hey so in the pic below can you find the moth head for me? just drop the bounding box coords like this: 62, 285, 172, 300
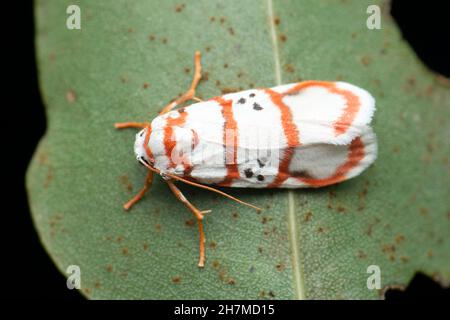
134, 127, 153, 166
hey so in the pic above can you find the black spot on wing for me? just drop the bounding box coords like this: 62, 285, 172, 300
253, 102, 263, 111
237, 97, 246, 104
249, 93, 255, 98
257, 159, 265, 167
244, 168, 253, 178
256, 174, 265, 181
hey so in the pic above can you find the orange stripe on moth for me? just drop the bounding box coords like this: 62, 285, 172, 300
297, 136, 365, 187
213, 96, 240, 187
283, 81, 360, 137
264, 88, 300, 188
143, 123, 154, 161
163, 109, 191, 170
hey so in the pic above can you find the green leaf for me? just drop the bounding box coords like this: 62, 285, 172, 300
28, 0, 449, 299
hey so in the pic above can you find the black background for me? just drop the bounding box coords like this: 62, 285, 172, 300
5, 0, 449, 300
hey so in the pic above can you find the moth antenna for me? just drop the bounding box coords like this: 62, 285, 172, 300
139, 159, 263, 212
114, 121, 151, 129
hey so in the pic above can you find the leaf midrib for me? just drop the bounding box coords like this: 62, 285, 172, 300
266, 0, 305, 300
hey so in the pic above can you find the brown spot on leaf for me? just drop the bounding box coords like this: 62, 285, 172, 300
37, 151, 48, 165
228, 27, 235, 36
209, 241, 217, 249
279, 34, 287, 42
327, 190, 336, 209
185, 219, 195, 227
358, 182, 369, 211
395, 234, 405, 244
382, 244, 396, 254
365, 217, 380, 236
317, 226, 327, 233
48, 214, 63, 238
274, 17, 280, 26
106, 265, 113, 273
303, 211, 312, 222
43, 165, 54, 188
66, 89, 76, 103
361, 55, 371, 66
83, 288, 91, 295
174, 3, 185, 12
148, 34, 155, 41
261, 216, 272, 224
357, 250, 367, 259
155, 223, 162, 231
143, 82, 150, 89
284, 64, 295, 73
172, 276, 182, 284
119, 174, 133, 192
275, 263, 285, 271
94, 281, 101, 289
120, 75, 128, 83
419, 207, 429, 216
407, 76, 416, 86
121, 247, 129, 256
221, 87, 239, 94
400, 256, 410, 263
227, 278, 236, 285
435, 74, 450, 87
392, 145, 400, 153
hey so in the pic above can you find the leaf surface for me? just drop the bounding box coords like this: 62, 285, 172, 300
28, 0, 450, 299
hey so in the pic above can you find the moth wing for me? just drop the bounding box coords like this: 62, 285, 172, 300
275, 81, 375, 146
283, 125, 377, 187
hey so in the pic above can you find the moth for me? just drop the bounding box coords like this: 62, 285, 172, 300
115, 51, 377, 267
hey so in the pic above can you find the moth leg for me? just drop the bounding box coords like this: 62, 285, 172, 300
159, 51, 202, 115
166, 180, 206, 267
114, 122, 150, 129
123, 171, 153, 210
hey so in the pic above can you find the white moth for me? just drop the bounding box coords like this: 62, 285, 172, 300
116, 52, 377, 266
